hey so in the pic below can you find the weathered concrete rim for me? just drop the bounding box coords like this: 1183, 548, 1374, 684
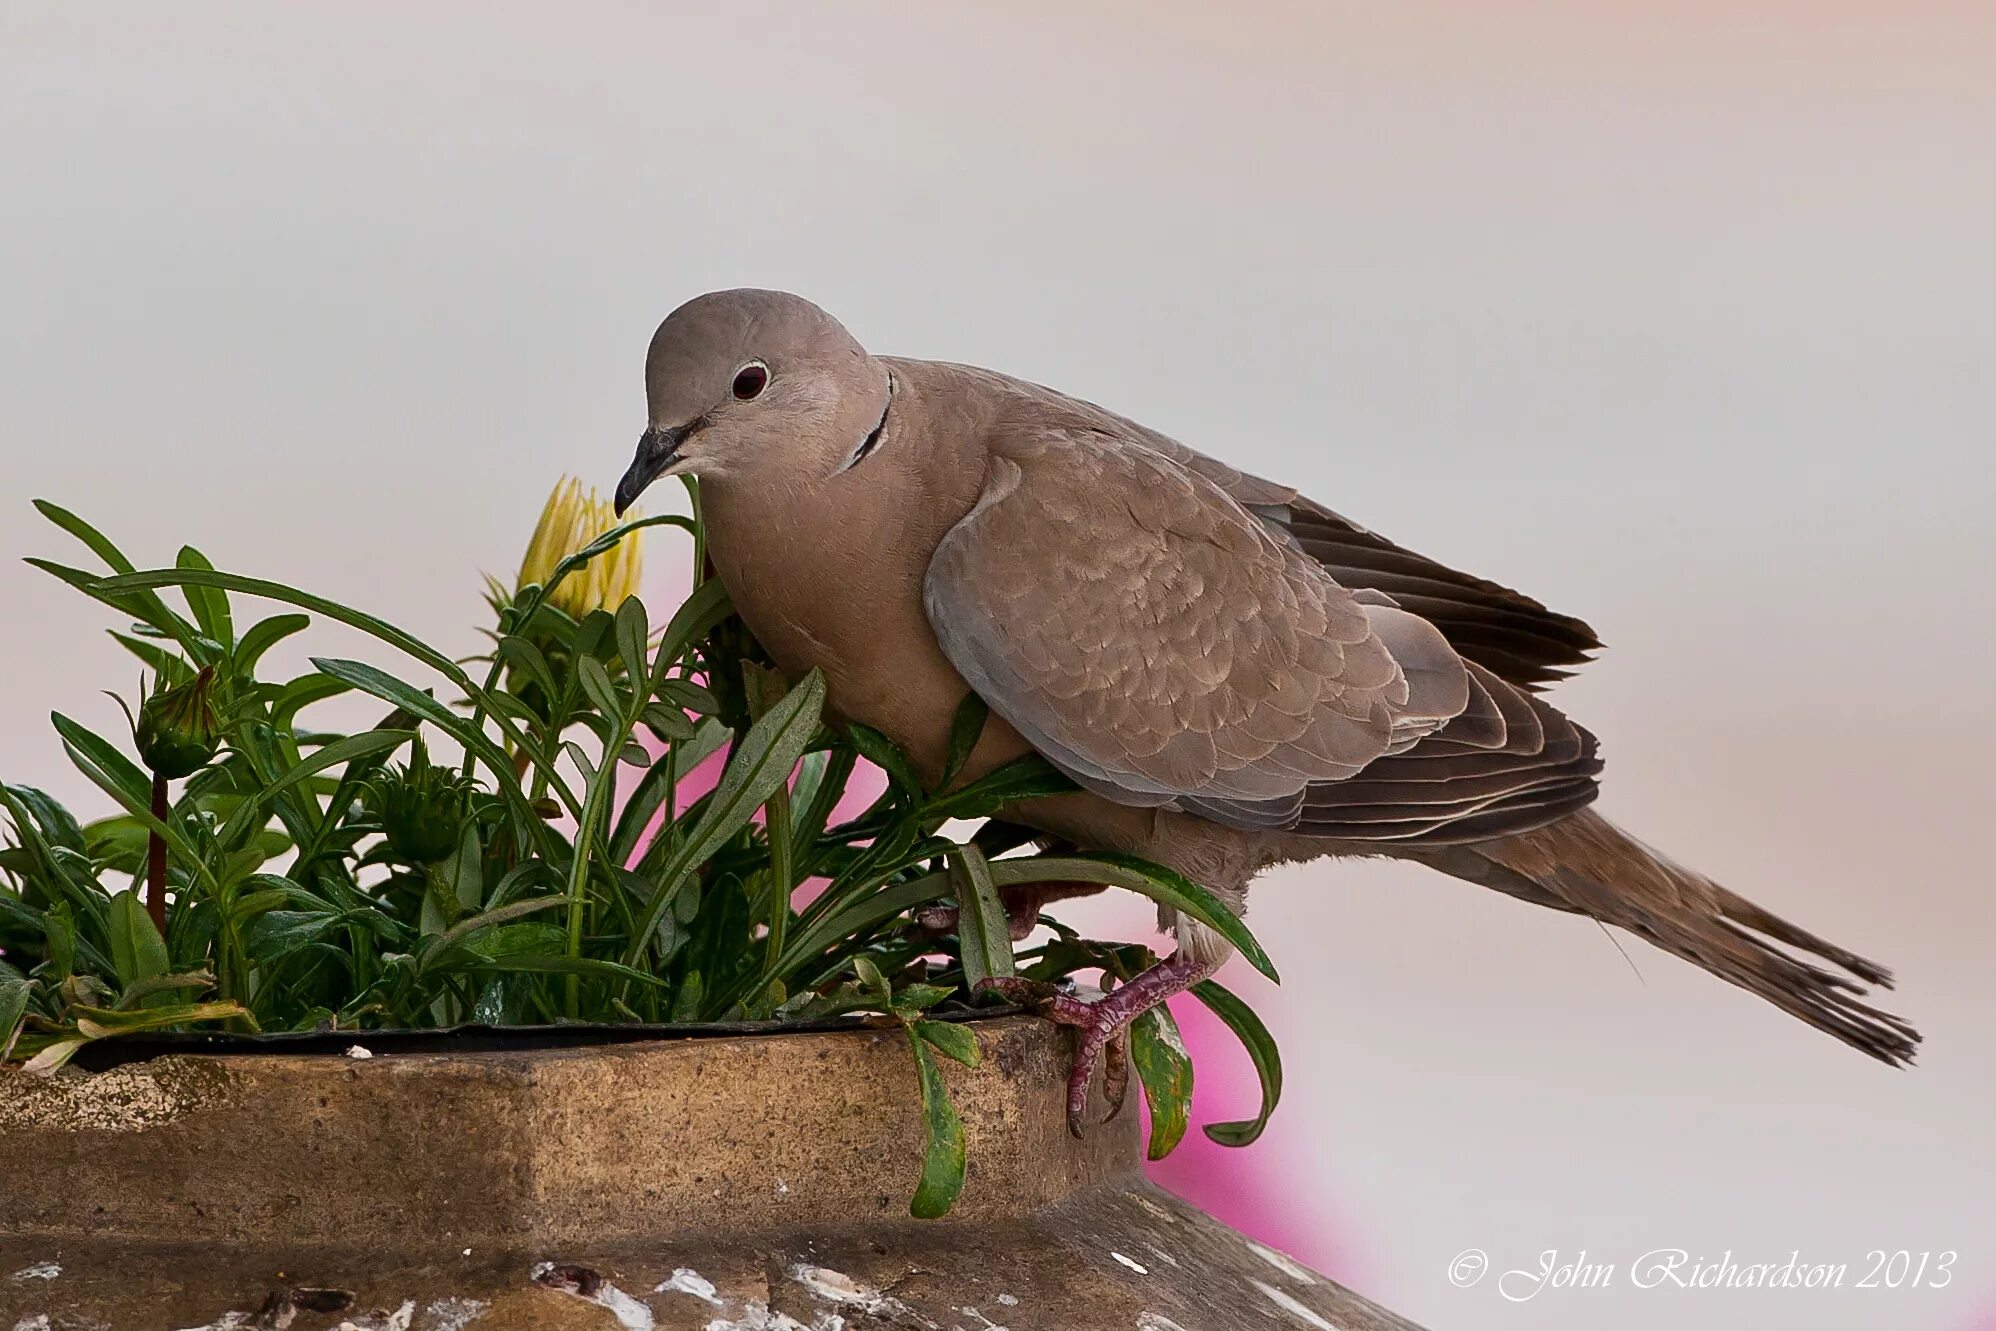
2, 1013, 1140, 1253
67, 1005, 1026, 1070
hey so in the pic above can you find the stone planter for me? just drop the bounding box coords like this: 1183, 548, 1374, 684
1, 1016, 1419, 1331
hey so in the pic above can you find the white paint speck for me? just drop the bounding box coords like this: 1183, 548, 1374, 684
787, 1266, 926, 1327
1137, 1315, 1188, 1331
656, 1268, 723, 1305
1248, 1241, 1318, 1285
774, 1176, 791, 1197
422, 1298, 488, 1331
1253, 1281, 1338, 1331
699, 1305, 826, 1331
12, 1318, 52, 1331
996, 1294, 1018, 1307
592, 1286, 655, 1331
1110, 1252, 1148, 1276
332, 1300, 415, 1331
345, 1045, 374, 1059
10, 1263, 60, 1282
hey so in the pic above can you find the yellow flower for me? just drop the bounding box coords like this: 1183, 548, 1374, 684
516, 476, 644, 619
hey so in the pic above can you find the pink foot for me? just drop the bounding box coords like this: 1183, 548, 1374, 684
980, 950, 1220, 1137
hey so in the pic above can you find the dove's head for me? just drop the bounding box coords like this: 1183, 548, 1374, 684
615, 289, 889, 513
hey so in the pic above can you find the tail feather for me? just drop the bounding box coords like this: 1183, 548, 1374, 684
1445, 809, 1920, 1067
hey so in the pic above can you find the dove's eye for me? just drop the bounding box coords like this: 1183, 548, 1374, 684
731, 362, 769, 401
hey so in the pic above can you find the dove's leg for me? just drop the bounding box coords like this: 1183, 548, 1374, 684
981, 946, 1221, 1138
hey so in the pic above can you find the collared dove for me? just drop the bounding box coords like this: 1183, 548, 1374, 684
616, 289, 1918, 1131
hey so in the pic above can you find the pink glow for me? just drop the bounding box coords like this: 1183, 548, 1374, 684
1143, 985, 1361, 1282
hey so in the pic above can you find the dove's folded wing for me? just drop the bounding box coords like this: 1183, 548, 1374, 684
922, 429, 1470, 829
923, 426, 1604, 842
1134, 435, 1604, 692
956, 367, 1603, 692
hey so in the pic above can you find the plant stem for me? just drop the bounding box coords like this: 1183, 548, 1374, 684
562, 729, 630, 1018
146, 773, 169, 934
761, 776, 794, 981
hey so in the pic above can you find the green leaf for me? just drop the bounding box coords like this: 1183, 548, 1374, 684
614, 595, 650, 682
655, 678, 719, 716
176, 546, 233, 647
96, 567, 561, 811
562, 739, 598, 787
308, 657, 555, 826
50, 719, 209, 880
0, 975, 36, 1063
623, 669, 826, 965
941, 692, 989, 788
647, 553, 732, 667
1131, 1002, 1194, 1160
947, 844, 1015, 991
110, 630, 186, 679
852, 955, 891, 1004
442, 820, 485, 913
32, 500, 144, 580
71, 999, 257, 1039
106, 889, 171, 992
41, 903, 77, 981
6, 785, 85, 852
922, 753, 1077, 822
892, 983, 954, 1014
115, 971, 218, 1009
1192, 979, 1284, 1147
233, 613, 311, 677
907, 1029, 968, 1219
670, 970, 705, 1022
31, 500, 201, 650
21, 1039, 87, 1075
496, 635, 558, 701
269, 672, 352, 729
639, 702, 696, 741
48, 712, 152, 810
914, 1018, 981, 1068
216, 728, 413, 849
606, 716, 729, 865
576, 653, 625, 722
419, 896, 573, 972
777, 868, 956, 979
988, 855, 1277, 983
845, 723, 923, 800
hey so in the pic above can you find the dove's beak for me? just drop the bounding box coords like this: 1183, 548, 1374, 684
615, 422, 693, 515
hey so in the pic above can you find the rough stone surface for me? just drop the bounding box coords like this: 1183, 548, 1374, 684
0, 1017, 1422, 1330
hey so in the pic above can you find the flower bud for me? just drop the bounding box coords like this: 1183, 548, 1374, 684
373, 738, 474, 865
135, 667, 221, 780
515, 476, 644, 621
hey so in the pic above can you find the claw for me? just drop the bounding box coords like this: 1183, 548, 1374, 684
976, 949, 1221, 1138
1101, 1030, 1132, 1123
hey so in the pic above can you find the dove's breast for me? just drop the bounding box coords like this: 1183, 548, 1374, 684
698, 391, 1032, 789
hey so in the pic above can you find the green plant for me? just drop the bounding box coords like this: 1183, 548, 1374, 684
1, 481, 1282, 1214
